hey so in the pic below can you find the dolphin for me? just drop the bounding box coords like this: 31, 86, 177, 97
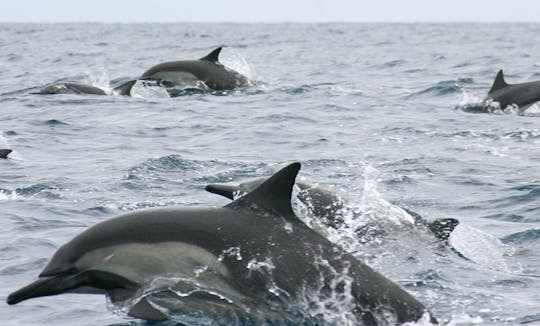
206, 177, 459, 244
7, 163, 436, 325
31, 81, 137, 96
119, 47, 251, 96
464, 70, 540, 113
0, 149, 12, 159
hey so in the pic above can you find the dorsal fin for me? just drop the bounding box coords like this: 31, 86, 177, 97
200, 47, 222, 63
225, 163, 300, 221
489, 69, 508, 94
427, 218, 460, 243
0, 149, 12, 159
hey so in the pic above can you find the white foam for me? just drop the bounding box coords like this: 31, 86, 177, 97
449, 223, 514, 271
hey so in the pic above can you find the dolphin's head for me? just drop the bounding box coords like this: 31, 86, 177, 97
206, 178, 267, 200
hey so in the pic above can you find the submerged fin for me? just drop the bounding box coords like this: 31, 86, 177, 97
226, 163, 300, 220
200, 47, 222, 63
0, 149, 12, 159
489, 69, 508, 94
113, 79, 137, 96
427, 218, 460, 242
128, 297, 168, 321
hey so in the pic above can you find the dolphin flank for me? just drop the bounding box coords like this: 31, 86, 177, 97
464, 69, 540, 113
206, 177, 459, 243
7, 163, 436, 324
119, 47, 251, 96
31, 81, 137, 96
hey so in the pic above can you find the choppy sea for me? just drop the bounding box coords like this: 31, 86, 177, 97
1, 23, 540, 325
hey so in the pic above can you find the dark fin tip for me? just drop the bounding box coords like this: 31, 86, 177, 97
113, 79, 137, 96
226, 162, 301, 220
489, 69, 508, 94
128, 297, 168, 321
0, 149, 12, 159
428, 218, 460, 242
205, 184, 236, 200
200, 47, 223, 63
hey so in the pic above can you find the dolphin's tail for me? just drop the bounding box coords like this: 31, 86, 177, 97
113, 79, 138, 96
7, 276, 77, 305
427, 218, 460, 243
0, 149, 12, 159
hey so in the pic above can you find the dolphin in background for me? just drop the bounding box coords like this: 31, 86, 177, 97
206, 177, 459, 244
119, 47, 251, 96
7, 163, 436, 325
0, 149, 12, 159
463, 70, 540, 113
31, 81, 137, 96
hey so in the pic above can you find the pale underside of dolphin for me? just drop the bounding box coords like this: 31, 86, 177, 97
0, 149, 12, 159
464, 70, 540, 113
7, 163, 436, 325
206, 177, 459, 244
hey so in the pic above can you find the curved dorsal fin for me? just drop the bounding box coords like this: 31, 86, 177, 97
200, 47, 222, 63
489, 69, 508, 94
225, 163, 300, 221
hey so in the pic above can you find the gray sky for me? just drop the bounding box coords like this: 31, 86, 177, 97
0, 0, 539, 23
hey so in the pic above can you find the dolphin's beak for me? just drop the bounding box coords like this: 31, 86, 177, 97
205, 184, 239, 200
7, 276, 72, 305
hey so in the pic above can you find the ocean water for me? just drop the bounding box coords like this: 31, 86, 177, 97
1, 23, 540, 325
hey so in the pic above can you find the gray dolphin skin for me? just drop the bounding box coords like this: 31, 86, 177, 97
119, 47, 250, 95
206, 177, 459, 243
0, 149, 12, 159
31, 80, 137, 96
465, 70, 540, 113
7, 163, 436, 324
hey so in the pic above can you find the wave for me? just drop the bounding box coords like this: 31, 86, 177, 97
409, 79, 473, 98
501, 229, 540, 244
0, 182, 66, 200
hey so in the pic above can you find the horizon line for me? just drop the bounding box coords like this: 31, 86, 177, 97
0, 20, 538, 24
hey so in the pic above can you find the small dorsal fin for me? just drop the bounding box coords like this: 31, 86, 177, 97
427, 218, 460, 243
128, 297, 168, 321
489, 69, 508, 94
0, 149, 12, 159
225, 163, 300, 221
200, 47, 222, 63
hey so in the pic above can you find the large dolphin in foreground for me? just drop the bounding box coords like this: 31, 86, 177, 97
0, 149, 12, 159
31, 81, 137, 96
119, 47, 251, 95
464, 70, 540, 113
206, 177, 459, 244
7, 163, 436, 324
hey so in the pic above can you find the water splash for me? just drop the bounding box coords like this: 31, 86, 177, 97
129, 80, 171, 99
0, 189, 19, 200
83, 68, 112, 93
298, 256, 362, 325
449, 224, 514, 271
219, 47, 257, 82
